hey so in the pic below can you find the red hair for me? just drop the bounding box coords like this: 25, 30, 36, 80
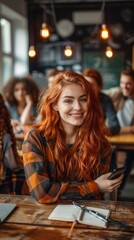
83, 68, 103, 89
35, 71, 111, 181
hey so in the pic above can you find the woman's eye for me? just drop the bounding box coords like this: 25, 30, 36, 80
80, 98, 87, 102
63, 99, 72, 103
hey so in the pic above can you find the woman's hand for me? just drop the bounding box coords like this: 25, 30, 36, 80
25, 95, 33, 106
95, 172, 124, 193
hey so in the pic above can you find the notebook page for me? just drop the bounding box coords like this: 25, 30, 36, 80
48, 204, 80, 221
77, 207, 110, 228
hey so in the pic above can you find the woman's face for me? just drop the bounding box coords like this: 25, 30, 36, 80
14, 82, 27, 102
54, 83, 88, 129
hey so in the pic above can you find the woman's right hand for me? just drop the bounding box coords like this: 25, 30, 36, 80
95, 172, 123, 193
25, 94, 33, 106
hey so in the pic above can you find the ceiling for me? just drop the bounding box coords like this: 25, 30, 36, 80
26, 0, 134, 4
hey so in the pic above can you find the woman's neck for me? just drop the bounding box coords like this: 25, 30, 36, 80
64, 125, 78, 145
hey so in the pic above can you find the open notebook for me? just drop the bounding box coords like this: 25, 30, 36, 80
48, 204, 110, 228
0, 203, 16, 223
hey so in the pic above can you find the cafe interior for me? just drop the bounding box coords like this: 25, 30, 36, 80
0, 0, 134, 197
0, 0, 134, 238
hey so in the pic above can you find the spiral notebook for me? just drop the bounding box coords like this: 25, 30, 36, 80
0, 203, 16, 223
48, 204, 110, 228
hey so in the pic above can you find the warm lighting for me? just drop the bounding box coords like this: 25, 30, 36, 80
64, 45, 73, 57
28, 45, 36, 57
40, 23, 50, 38
105, 46, 113, 58
100, 24, 109, 40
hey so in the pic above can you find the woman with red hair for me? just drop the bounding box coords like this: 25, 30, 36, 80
22, 71, 123, 203
83, 68, 120, 136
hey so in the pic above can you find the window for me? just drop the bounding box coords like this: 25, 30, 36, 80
0, 18, 13, 84
0, 3, 28, 89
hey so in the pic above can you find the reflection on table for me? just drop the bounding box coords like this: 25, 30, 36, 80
0, 194, 134, 239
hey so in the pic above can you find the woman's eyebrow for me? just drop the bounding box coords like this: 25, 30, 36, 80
63, 94, 86, 99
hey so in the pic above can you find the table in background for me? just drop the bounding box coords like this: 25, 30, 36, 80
0, 194, 134, 239
109, 134, 134, 150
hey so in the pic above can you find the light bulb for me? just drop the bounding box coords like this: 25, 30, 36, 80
105, 46, 113, 58
40, 23, 50, 38
28, 45, 36, 57
64, 45, 73, 57
101, 24, 109, 40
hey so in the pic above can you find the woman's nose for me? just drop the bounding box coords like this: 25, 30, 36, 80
73, 100, 81, 109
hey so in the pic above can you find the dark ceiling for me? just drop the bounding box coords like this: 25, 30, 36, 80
26, 0, 134, 4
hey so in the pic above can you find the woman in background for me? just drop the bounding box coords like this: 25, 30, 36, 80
0, 93, 27, 194
83, 68, 120, 136
3, 76, 40, 134
23, 71, 123, 204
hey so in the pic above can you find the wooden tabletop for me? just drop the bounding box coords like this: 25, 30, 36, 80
0, 194, 134, 239
109, 134, 134, 150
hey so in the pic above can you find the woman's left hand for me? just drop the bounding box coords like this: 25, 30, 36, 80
95, 172, 123, 193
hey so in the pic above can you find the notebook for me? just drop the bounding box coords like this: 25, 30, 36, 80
48, 204, 110, 228
0, 203, 16, 223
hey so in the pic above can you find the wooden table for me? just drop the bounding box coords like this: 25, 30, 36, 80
0, 194, 134, 239
109, 134, 134, 150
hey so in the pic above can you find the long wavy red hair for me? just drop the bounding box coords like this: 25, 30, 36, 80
35, 71, 111, 181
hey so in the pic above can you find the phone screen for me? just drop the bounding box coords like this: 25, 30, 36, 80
108, 167, 126, 180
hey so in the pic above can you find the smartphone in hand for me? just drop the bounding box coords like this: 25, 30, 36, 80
108, 167, 126, 180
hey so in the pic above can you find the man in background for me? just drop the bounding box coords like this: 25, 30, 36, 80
104, 68, 134, 196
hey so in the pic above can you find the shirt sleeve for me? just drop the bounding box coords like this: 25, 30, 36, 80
22, 129, 68, 203
76, 152, 111, 200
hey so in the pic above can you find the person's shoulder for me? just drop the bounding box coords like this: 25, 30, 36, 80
24, 128, 39, 139
24, 128, 45, 144
5, 101, 17, 111
103, 87, 122, 99
3, 133, 11, 143
100, 92, 111, 100
104, 87, 121, 94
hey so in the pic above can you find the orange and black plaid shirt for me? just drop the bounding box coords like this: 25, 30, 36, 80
22, 129, 111, 204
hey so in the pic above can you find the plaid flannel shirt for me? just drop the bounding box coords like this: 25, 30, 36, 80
22, 129, 111, 204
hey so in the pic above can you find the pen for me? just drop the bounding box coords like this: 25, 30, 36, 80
73, 201, 108, 223
73, 201, 129, 230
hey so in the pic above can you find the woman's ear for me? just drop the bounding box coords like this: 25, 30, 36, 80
52, 104, 58, 111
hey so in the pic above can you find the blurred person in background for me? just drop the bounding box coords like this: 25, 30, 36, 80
0, 93, 28, 194
47, 68, 64, 87
83, 68, 120, 136
103, 68, 134, 196
3, 76, 40, 134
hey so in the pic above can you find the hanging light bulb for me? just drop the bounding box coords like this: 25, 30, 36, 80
64, 45, 73, 58
28, 45, 36, 58
100, 24, 109, 40
40, 23, 50, 38
105, 46, 113, 58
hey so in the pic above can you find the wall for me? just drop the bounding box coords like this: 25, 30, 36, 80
0, 0, 27, 17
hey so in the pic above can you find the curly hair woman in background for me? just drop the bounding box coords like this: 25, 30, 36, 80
23, 71, 123, 204
3, 76, 40, 134
0, 93, 28, 194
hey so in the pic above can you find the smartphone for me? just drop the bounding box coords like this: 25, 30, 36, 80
108, 167, 126, 180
